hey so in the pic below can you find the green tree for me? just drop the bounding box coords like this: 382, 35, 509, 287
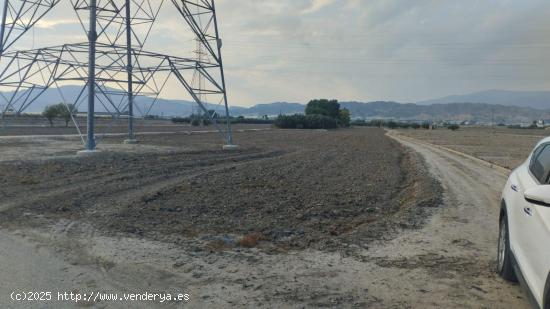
387, 121, 398, 129
58, 103, 77, 127
369, 119, 384, 127
339, 108, 351, 127
305, 99, 340, 119
274, 114, 337, 129
42, 105, 59, 127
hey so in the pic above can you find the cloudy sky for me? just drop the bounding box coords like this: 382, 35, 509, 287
5, 0, 550, 106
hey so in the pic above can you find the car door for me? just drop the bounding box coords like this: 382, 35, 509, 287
516, 143, 550, 304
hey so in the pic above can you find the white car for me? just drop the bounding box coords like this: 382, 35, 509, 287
499, 136, 550, 309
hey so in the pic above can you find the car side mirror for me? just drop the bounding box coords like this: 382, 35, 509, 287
524, 185, 550, 207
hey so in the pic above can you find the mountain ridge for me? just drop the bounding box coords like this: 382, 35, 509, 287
2, 86, 549, 124
417, 89, 550, 110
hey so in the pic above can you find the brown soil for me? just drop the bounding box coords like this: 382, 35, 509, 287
0, 119, 270, 136
0, 128, 441, 253
0, 127, 529, 308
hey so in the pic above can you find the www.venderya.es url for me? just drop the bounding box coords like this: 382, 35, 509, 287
10, 291, 190, 304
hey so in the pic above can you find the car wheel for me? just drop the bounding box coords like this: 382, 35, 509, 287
497, 214, 517, 282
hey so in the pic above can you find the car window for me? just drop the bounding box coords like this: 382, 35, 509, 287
530, 144, 550, 183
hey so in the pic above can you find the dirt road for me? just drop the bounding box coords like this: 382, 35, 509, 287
0, 130, 531, 308
396, 127, 543, 169
378, 134, 529, 308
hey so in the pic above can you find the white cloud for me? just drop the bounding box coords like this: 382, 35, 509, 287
300, 0, 336, 15
35, 19, 79, 29
4, 0, 550, 105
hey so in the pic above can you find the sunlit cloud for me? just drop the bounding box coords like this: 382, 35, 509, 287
300, 0, 336, 15
36, 19, 80, 29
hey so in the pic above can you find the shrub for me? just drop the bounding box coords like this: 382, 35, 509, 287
274, 114, 337, 129
304, 114, 338, 129
351, 119, 367, 126
191, 118, 200, 126
230, 117, 274, 125
339, 108, 351, 127
350, 120, 422, 129
387, 121, 398, 129
274, 115, 293, 128
172, 117, 190, 124
369, 120, 384, 127
448, 124, 460, 131
275, 114, 302, 129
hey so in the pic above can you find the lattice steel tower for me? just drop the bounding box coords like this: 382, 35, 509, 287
0, 0, 235, 151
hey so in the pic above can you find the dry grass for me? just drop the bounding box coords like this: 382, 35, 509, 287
397, 127, 547, 169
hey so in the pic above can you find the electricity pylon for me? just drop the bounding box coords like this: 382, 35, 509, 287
0, 0, 235, 151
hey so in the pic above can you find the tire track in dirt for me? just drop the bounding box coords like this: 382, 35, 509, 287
0, 149, 284, 216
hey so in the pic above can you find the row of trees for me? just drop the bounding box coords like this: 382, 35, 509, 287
275, 114, 339, 129
275, 99, 351, 129
352, 119, 428, 129
172, 114, 274, 126
43, 103, 77, 127
352, 119, 460, 131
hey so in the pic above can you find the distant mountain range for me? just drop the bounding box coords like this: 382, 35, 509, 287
417, 90, 550, 110
231, 102, 305, 117
232, 101, 550, 124
0, 85, 224, 117
2, 86, 550, 124
340, 101, 550, 124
